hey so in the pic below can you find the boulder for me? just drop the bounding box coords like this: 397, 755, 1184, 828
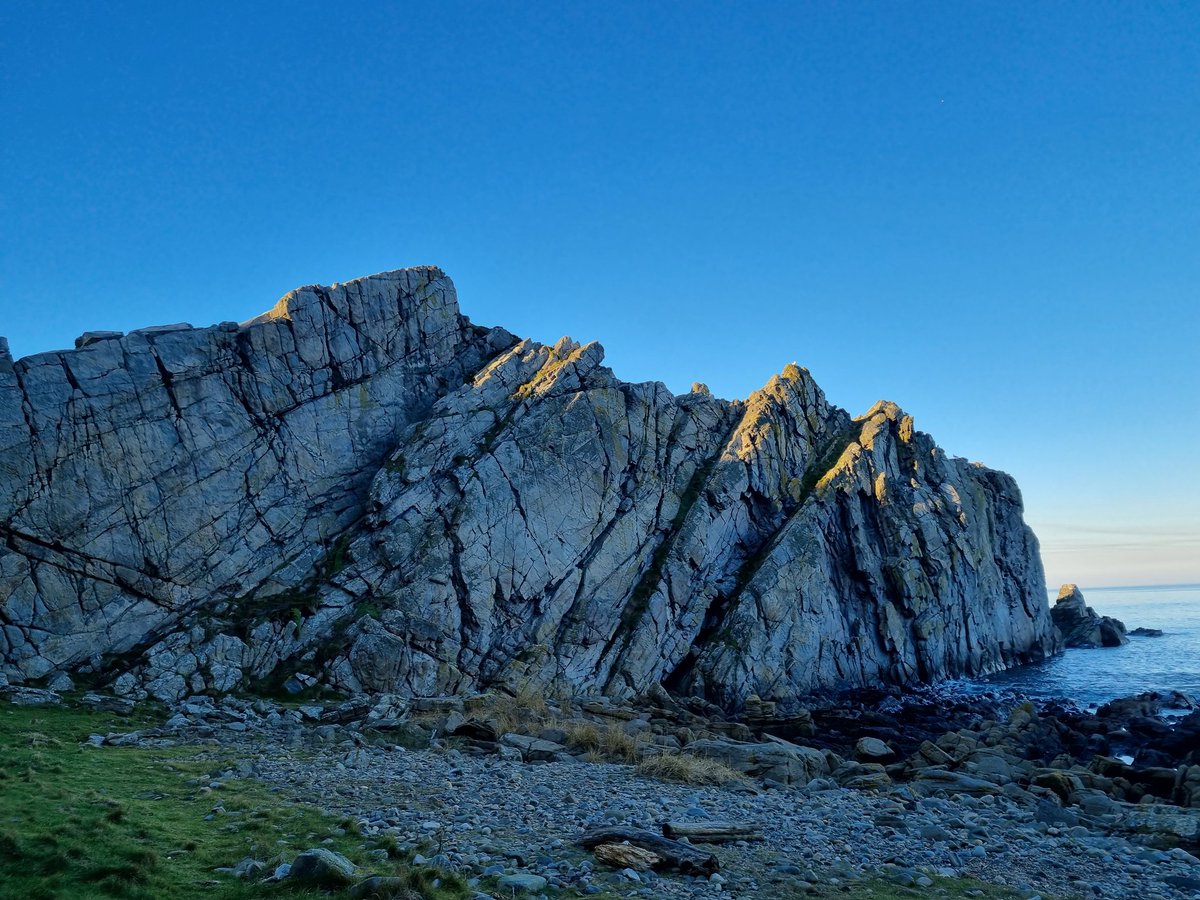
288, 848, 358, 887
80, 692, 136, 715
854, 736, 895, 762
46, 672, 73, 692
909, 767, 1003, 798
500, 733, 569, 762
685, 737, 829, 786
350, 876, 419, 898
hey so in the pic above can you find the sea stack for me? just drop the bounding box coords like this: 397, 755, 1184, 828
1051, 584, 1129, 648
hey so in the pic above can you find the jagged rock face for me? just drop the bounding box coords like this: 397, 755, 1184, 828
0, 268, 515, 682
0, 267, 1057, 705
1051, 584, 1128, 648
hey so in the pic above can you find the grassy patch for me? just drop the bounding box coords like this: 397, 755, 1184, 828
635, 752, 746, 786
0, 702, 464, 899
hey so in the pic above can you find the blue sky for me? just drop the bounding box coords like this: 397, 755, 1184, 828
2, 2, 1197, 587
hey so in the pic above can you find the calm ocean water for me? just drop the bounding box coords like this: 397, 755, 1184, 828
976, 584, 1200, 708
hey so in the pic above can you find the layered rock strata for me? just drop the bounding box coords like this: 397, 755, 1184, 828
0, 267, 1057, 706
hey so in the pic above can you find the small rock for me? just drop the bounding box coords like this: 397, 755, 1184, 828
231, 857, 265, 879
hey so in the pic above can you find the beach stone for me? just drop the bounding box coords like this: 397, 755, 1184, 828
496, 873, 547, 892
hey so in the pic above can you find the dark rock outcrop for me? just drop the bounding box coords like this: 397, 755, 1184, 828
0, 267, 1057, 705
1050, 584, 1128, 648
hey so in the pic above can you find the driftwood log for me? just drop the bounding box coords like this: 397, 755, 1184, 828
661, 821, 764, 843
593, 843, 661, 871
577, 826, 719, 875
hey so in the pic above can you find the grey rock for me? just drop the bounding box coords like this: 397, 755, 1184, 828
7, 687, 62, 707
500, 732, 569, 762
288, 847, 358, 886
496, 873, 548, 893
350, 875, 415, 898
75, 330, 124, 349
854, 737, 894, 762
0, 268, 511, 686
909, 768, 1004, 798
46, 671, 73, 692
229, 857, 265, 879
80, 692, 136, 714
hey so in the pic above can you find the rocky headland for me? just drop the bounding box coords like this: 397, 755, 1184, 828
2, 266, 1055, 707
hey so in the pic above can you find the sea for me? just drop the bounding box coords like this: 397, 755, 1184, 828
976, 583, 1200, 709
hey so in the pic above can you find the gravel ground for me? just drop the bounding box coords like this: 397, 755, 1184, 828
212, 730, 1200, 900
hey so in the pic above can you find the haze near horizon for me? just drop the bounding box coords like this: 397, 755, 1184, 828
2, 2, 1197, 587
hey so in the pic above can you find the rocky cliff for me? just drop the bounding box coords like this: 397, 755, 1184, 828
0, 267, 1057, 707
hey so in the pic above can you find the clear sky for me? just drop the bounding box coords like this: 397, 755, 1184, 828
2, 2, 1197, 588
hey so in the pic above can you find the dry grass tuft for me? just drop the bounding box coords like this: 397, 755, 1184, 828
562, 721, 643, 763
561, 721, 600, 751
472, 683, 552, 736
598, 724, 642, 763
635, 752, 746, 786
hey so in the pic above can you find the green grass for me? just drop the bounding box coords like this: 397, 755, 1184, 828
0, 702, 465, 900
